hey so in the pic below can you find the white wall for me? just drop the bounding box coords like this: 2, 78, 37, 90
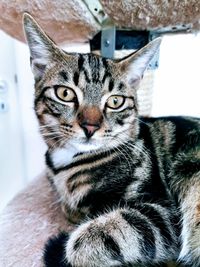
0, 31, 25, 211
14, 41, 47, 182
0, 32, 200, 212
152, 34, 200, 117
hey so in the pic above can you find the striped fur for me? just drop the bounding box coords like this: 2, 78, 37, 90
23, 14, 200, 267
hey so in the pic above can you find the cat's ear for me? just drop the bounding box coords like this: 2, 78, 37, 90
118, 38, 162, 88
23, 13, 57, 80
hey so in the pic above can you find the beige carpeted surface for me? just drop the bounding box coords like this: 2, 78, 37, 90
0, 173, 75, 267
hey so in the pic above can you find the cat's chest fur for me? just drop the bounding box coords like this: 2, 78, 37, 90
46, 139, 151, 223
51, 145, 78, 168
47, 146, 92, 222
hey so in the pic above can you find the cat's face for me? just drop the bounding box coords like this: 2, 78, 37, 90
34, 53, 139, 152
23, 14, 161, 153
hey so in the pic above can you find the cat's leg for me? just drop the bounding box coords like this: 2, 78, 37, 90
171, 151, 200, 266
44, 205, 179, 267
43, 232, 72, 267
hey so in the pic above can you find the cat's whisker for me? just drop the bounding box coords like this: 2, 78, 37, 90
122, 118, 150, 128
39, 125, 59, 131
43, 136, 63, 145
108, 138, 134, 174
47, 136, 67, 150
41, 132, 63, 137
113, 133, 150, 161
135, 117, 151, 127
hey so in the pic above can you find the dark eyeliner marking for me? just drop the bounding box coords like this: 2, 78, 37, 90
45, 104, 61, 117
34, 86, 51, 106
116, 119, 124, 126
116, 107, 134, 113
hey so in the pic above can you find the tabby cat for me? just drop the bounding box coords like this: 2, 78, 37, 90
23, 14, 200, 267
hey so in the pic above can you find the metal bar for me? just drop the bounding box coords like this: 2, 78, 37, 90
101, 25, 116, 59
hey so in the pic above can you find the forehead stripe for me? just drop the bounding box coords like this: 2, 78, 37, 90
78, 54, 91, 84
87, 54, 100, 83
118, 82, 126, 92
102, 58, 111, 83
83, 70, 90, 83
108, 78, 114, 92
78, 54, 85, 72
59, 71, 69, 81
73, 71, 79, 86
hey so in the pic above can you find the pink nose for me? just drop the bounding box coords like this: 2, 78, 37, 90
80, 123, 100, 138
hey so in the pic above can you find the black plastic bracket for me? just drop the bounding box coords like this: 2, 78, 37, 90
90, 29, 160, 69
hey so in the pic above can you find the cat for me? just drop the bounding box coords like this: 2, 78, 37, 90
23, 14, 200, 267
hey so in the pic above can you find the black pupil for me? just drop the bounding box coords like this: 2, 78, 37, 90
63, 89, 68, 98
113, 97, 118, 105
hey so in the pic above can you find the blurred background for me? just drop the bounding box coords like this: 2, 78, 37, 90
0, 31, 200, 212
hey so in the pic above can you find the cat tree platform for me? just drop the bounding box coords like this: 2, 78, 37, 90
0, 0, 199, 45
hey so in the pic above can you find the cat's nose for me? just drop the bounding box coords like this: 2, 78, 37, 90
80, 123, 100, 139
77, 106, 103, 138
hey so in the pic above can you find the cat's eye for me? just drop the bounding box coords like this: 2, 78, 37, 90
106, 95, 125, 109
55, 87, 76, 102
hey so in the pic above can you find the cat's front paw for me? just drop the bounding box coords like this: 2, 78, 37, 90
66, 219, 124, 267
43, 232, 72, 267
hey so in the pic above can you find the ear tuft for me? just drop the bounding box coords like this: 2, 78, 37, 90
23, 13, 56, 80
118, 38, 162, 88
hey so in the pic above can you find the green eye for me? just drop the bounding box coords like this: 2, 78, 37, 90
56, 87, 76, 102
106, 95, 125, 109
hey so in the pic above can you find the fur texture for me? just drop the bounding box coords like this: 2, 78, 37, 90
22, 14, 200, 267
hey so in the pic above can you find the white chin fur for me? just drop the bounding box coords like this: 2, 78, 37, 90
71, 140, 102, 152
51, 139, 103, 168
